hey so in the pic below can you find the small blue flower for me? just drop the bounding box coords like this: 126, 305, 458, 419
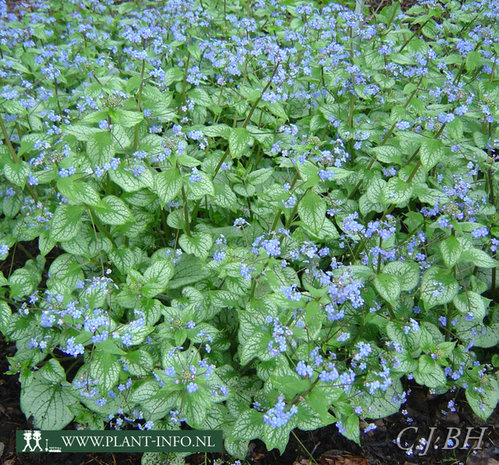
0, 244, 9, 257
186, 382, 198, 393
189, 167, 202, 183
296, 361, 313, 378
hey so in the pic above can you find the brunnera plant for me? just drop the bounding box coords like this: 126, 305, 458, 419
0, 0, 498, 462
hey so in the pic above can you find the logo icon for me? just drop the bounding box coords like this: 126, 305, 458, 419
21, 431, 43, 452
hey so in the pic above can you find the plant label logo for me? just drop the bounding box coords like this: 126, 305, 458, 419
21, 430, 43, 452
17, 430, 222, 453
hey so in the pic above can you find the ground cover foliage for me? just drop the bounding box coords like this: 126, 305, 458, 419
0, 0, 498, 463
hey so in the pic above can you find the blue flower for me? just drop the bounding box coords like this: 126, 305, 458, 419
471, 227, 488, 238
263, 395, 297, 428
189, 167, 202, 183
186, 382, 198, 393
296, 361, 313, 378
98, 119, 109, 130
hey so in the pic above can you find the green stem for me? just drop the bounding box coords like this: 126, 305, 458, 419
399, 18, 431, 53
181, 183, 191, 237
179, 54, 191, 112
347, 75, 424, 200
270, 172, 299, 231
242, 62, 280, 129
386, 302, 397, 321
54, 81, 62, 115
376, 237, 383, 274
0, 118, 38, 202
0, 119, 19, 163
137, 58, 146, 112
291, 431, 320, 465
133, 58, 146, 152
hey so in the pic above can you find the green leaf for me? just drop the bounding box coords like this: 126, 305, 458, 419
229, 128, 252, 158
383, 261, 419, 291
39, 358, 66, 383
263, 419, 295, 455
142, 260, 174, 298
298, 190, 326, 234
61, 225, 111, 260
296, 161, 319, 188
110, 109, 144, 127
182, 386, 211, 427
296, 402, 325, 431
187, 173, 215, 199
231, 409, 264, 441
81, 110, 109, 124
154, 168, 182, 205
168, 254, 210, 289
57, 178, 100, 206
465, 380, 498, 421
465, 51, 481, 72
459, 248, 498, 268
343, 414, 360, 445
382, 177, 413, 205
366, 378, 403, 418
224, 438, 250, 460
247, 168, 273, 185
188, 88, 212, 107
138, 134, 163, 153
94, 195, 133, 225
386, 321, 421, 354
374, 273, 401, 305
414, 355, 446, 388
240, 331, 269, 365
420, 266, 459, 309
372, 146, 401, 164
50, 204, 84, 242
125, 350, 154, 376
440, 236, 462, 268
420, 139, 444, 170
452, 292, 487, 321
64, 124, 102, 141
366, 178, 386, 205
0, 301, 11, 333
130, 380, 160, 403
98, 338, 127, 356
266, 101, 288, 121
109, 166, 153, 192
331, 168, 354, 180
271, 375, 311, 399
20, 378, 76, 429
213, 183, 237, 210
446, 118, 463, 141
179, 232, 213, 259
3, 160, 29, 187
39, 233, 56, 257
89, 351, 121, 392
163, 68, 184, 86
48, 254, 84, 289
86, 131, 115, 165
233, 183, 255, 197
202, 124, 231, 139
308, 388, 333, 424
111, 124, 131, 149
9, 267, 39, 299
